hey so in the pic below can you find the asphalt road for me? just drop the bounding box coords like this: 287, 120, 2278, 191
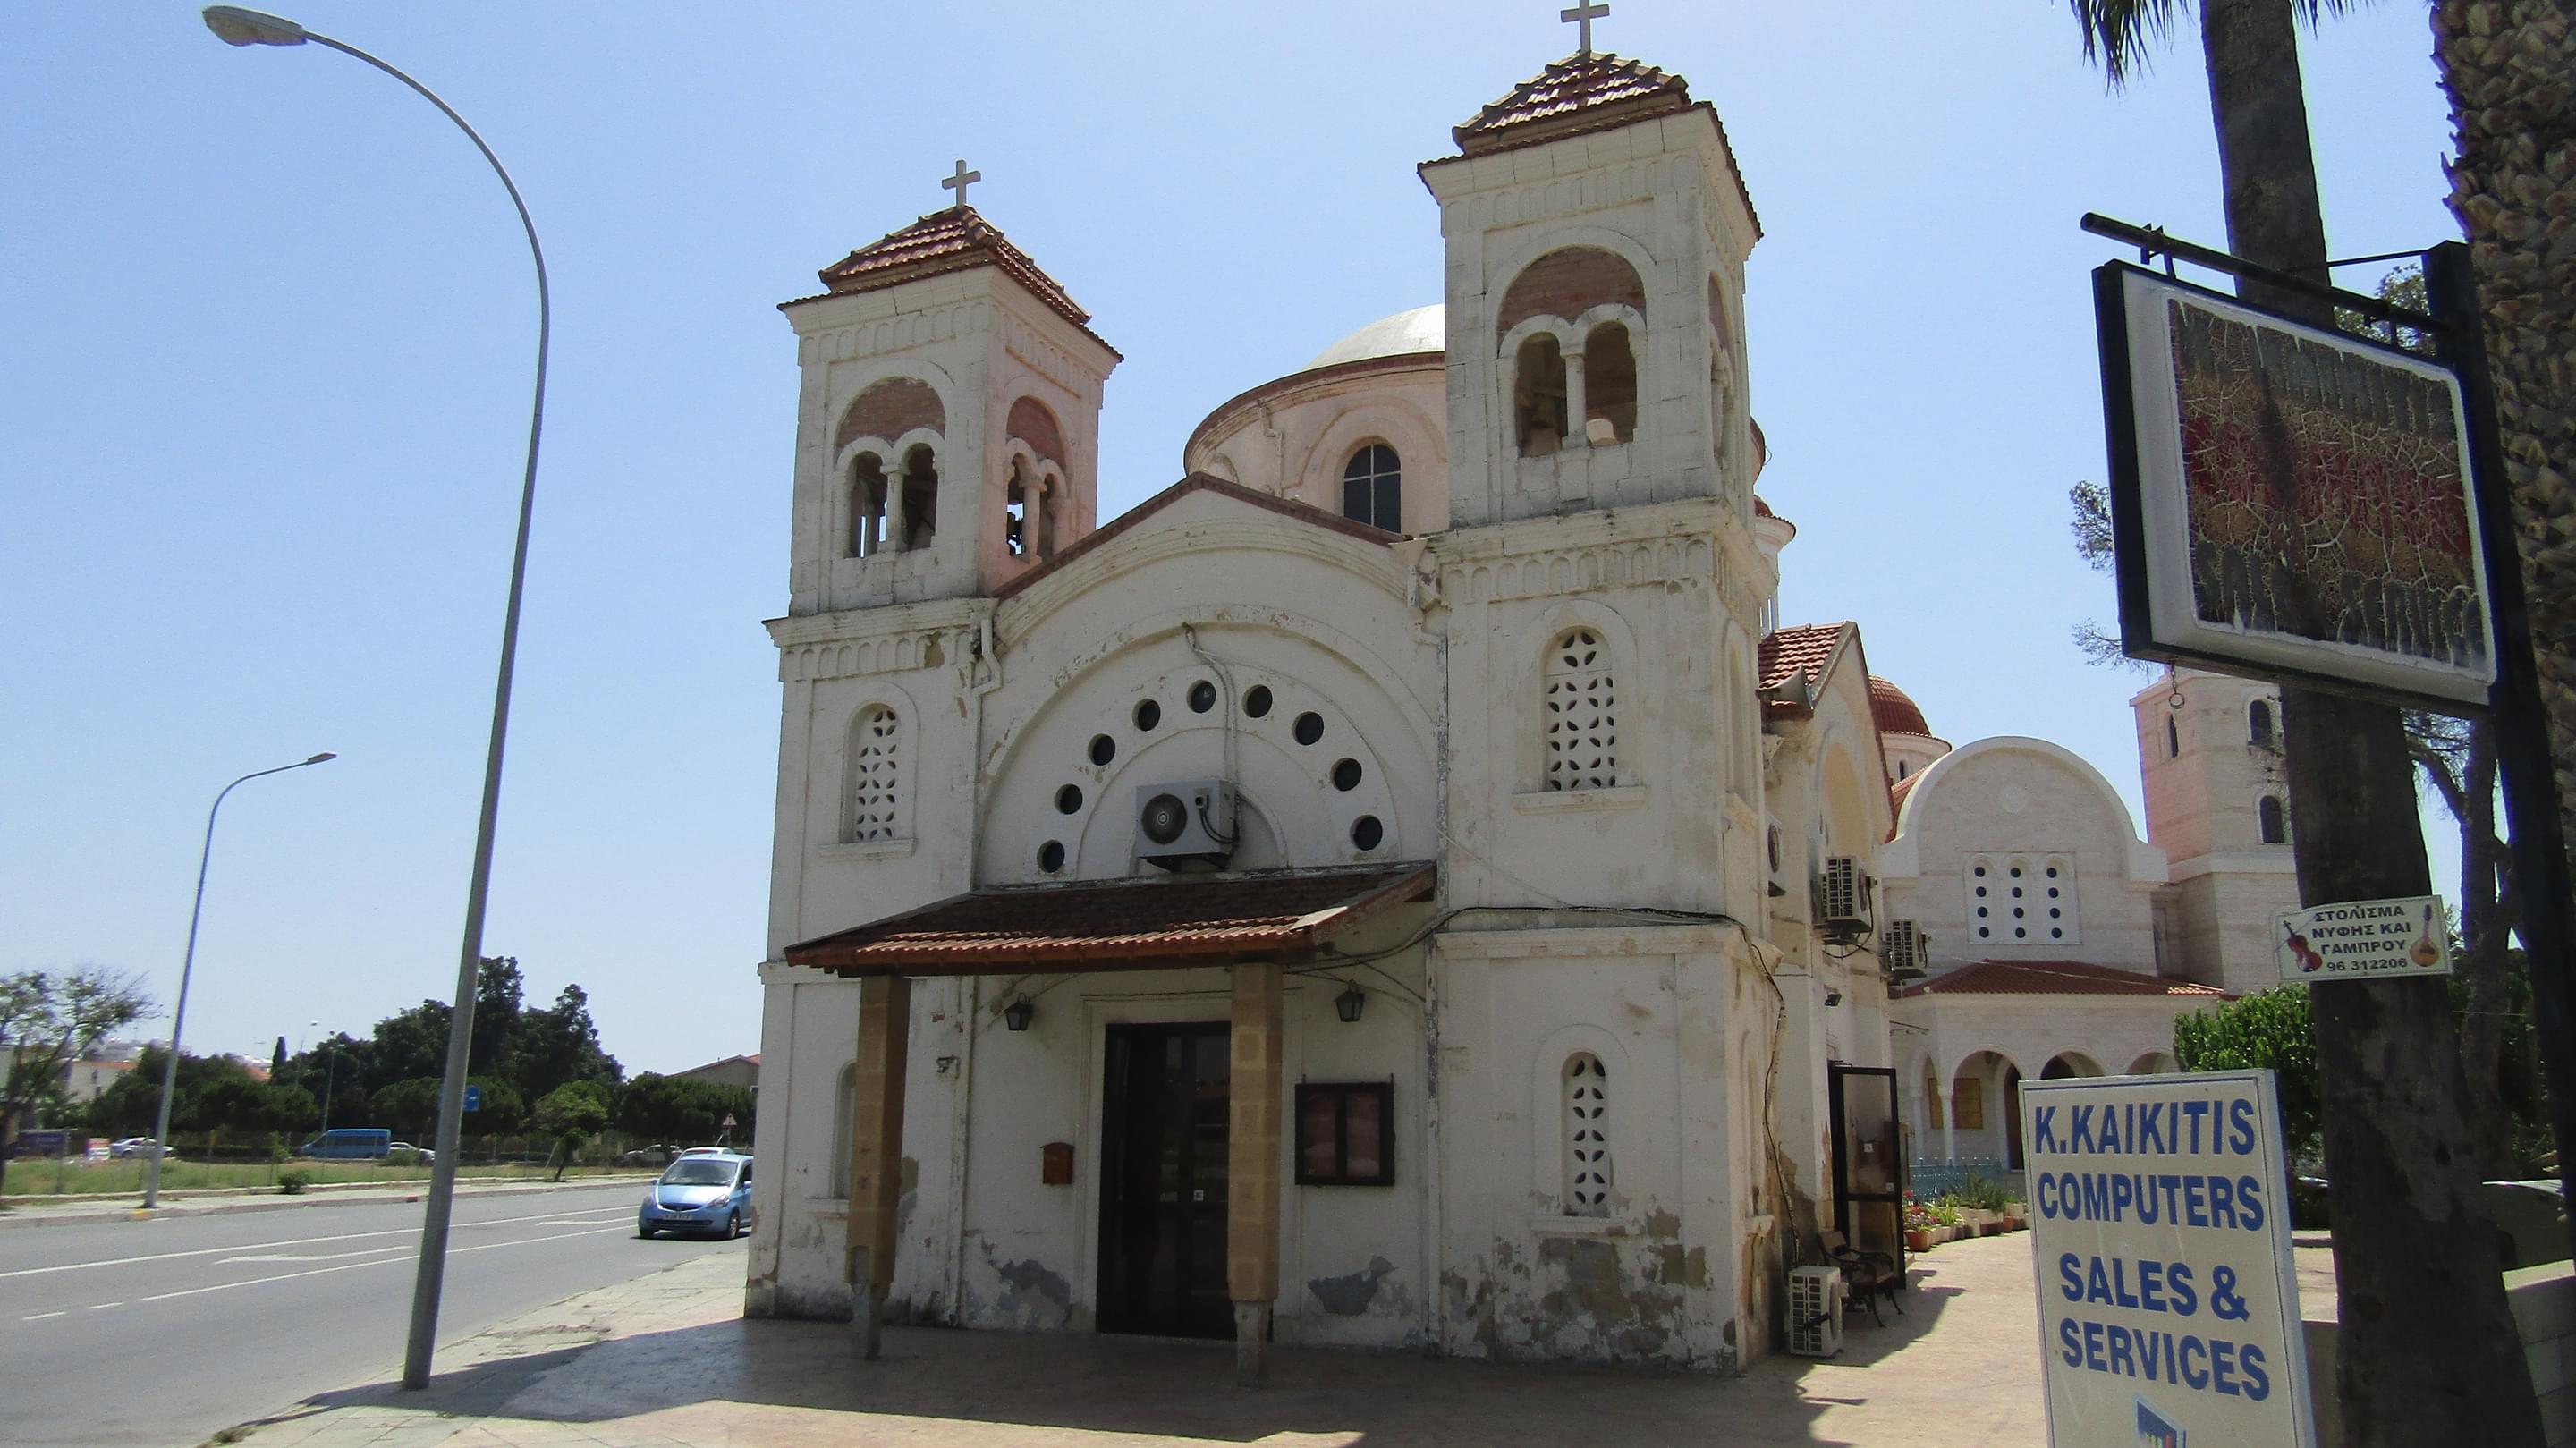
0, 1182, 744, 1447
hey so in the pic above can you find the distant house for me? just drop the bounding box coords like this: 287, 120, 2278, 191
672, 1054, 759, 1093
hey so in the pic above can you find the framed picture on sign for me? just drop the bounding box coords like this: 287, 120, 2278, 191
2094, 262, 2497, 712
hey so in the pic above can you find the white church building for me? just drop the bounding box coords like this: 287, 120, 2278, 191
740, 42, 2301, 1379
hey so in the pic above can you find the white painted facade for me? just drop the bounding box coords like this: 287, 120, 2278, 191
740, 50, 2301, 1376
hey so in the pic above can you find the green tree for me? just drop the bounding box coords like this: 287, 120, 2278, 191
512, 985, 621, 1103
532, 1080, 609, 1182
365, 1003, 452, 1094
2174, 987, 2323, 1160
614, 1073, 756, 1146
0, 967, 151, 1198
470, 957, 523, 1079
369, 1078, 444, 1139
461, 1076, 526, 1136
2069, 2, 2541, 1439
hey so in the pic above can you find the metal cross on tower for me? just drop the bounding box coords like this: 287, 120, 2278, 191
1560, 0, 1608, 55
941, 158, 980, 208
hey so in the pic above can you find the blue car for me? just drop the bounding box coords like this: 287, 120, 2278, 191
637, 1151, 752, 1239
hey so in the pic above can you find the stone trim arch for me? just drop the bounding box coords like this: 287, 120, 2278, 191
1530, 1022, 1633, 1212
1511, 597, 1644, 794
1878, 736, 2170, 882
832, 678, 919, 847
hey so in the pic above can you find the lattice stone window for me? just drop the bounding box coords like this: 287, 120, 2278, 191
1543, 629, 1619, 791
844, 705, 902, 843
1967, 854, 2080, 944
1563, 1054, 1613, 1216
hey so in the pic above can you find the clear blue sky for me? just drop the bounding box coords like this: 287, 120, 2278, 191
1, 3, 2468, 1074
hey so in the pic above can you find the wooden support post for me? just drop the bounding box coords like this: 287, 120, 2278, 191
846, 972, 910, 1359
1228, 961, 1284, 1385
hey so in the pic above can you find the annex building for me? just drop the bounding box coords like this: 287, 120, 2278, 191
740, 39, 2302, 1380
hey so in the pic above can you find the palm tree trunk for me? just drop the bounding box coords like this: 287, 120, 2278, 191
2199, 2, 2541, 1443
2434, 0, 2576, 1194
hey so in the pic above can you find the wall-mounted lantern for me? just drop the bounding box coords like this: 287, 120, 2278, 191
1004, 995, 1035, 1032
1335, 981, 1367, 1024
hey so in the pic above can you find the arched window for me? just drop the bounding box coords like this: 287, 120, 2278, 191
2165, 716, 2180, 758
1005, 458, 1038, 558
2249, 699, 2275, 747
2259, 795, 2288, 844
828, 1062, 856, 1198
845, 705, 902, 843
1543, 628, 1619, 791
1341, 444, 1402, 532
898, 445, 939, 551
1514, 334, 1569, 457
848, 453, 887, 558
1582, 321, 1637, 445
1563, 1054, 1612, 1216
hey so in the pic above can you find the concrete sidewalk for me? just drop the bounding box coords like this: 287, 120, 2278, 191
223, 1234, 2056, 1448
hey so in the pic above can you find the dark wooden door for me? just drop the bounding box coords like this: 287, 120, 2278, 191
1097, 1022, 1232, 1338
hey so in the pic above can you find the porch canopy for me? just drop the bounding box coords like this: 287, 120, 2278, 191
783, 860, 1438, 977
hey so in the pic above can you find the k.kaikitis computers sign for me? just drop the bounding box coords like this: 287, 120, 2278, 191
2095, 263, 2497, 712
2024, 1070, 2315, 1448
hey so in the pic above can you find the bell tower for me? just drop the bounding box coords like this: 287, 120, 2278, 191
777, 167, 1121, 615
2133, 667, 2301, 993
1418, 41, 1761, 530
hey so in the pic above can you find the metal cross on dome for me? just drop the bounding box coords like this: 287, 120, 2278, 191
1561, 0, 1609, 55
941, 158, 980, 208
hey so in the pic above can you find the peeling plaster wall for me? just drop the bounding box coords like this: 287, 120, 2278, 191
1431, 932, 1750, 1370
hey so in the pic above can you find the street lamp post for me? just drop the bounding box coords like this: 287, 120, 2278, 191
143, 752, 335, 1208
202, 5, 551, 1393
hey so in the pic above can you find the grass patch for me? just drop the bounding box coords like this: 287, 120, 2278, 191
2, 1159, 644, 1200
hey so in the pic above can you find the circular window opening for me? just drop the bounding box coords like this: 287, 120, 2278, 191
1351, 815, 1385, 851
1973, 865, 1987, 877
2015, 927, 2029, 939
2046, 866, 2060, 878
1331, 758, 1363, 792
1089, 734, 1116, 766
2010, 866, 2024, 878
1978, 927, 1992, 939
2047, 886, 2060, 899
1975, 885, 1987, 898
1187, 680, 1217, 714
2013, 907, 2025, 918
1038, 841, 1065, 873
2049, 907, 2063, 919
1244, 685, 1274, 718
1055, 784, 1084, 816
1976, 906, 1988, 918
2051, 928, 2064, 939
1134, 699, 1162, 732
2012, 887, 2023, 898
1140, 792, 1189, 845
1293, 712, 1325, 746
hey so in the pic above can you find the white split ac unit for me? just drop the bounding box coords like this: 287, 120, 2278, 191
1136, 779, 1237, 869
1883, 919, 1930, 983
1788, 1265, 1844, 1357
1817, 856, 1875, 944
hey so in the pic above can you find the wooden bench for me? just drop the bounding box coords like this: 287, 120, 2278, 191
1818, 1230, 1905, 1325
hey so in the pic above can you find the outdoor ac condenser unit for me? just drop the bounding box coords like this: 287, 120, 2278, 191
1818, 856, 1875, 943
1136, 779, 1237, 869
1883, 919, 1929, 983
1788, 1265, 1845, 1357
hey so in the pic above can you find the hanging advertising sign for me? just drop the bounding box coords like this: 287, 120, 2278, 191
2275, 894, 2452, 984
2094, 262, 2496, 713
2024, 1070, 2315, 1448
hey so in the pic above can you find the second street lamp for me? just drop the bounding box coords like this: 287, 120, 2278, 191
203, 4, 552, 1392
143, 751, 335, 1209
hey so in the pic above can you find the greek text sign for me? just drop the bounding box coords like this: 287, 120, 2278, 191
2025, 1071, 2313, 1448
2275, 895, 2450, 984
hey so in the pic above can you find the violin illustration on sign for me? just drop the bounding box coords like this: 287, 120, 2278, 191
2282, 922, 2326, 974
2273, 895, 2453, 985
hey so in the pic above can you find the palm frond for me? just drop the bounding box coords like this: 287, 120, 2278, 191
2071, 0, 2373, 87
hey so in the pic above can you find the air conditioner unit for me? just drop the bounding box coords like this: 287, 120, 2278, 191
1136, 779, 1237, 869
1817, 856, 1875, 944
1788, 1265, 1844, 1357
1883, 919, 1930, 983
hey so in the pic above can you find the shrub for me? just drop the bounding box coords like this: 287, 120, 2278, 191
277, 1168, 312, 1195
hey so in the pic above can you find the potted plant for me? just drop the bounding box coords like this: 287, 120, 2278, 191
1904, 1193, 1938, 1252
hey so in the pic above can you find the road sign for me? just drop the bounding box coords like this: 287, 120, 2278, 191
2275, 895, 2450, 984
463, 1085, 482, 1112
721, 1113, 737, 1129
2024, 1070, 2315, 1448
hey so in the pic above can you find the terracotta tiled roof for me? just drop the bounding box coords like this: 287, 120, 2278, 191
1752, 495, 1774, 519
1900, 959, 2226, 1000
788, 206, 1111, 350
1440, 53, 1761, 238
994, 473, 1396, 601
1758, 622, 1850, 694
1869, 676, 1933, 738
786, 862, 1437, 975
1887, 769, 1923, 824
1454, 52, 1692, 155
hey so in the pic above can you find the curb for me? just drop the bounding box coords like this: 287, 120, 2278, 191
0, 1175, 656, 1230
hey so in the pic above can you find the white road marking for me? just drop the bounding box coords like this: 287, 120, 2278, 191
22, 1311, 65, 1322
86, 1302, 122, 1310
135, 1224, 632, 1304
0, 1193, 640, 1282
220, 1245, 410, 1265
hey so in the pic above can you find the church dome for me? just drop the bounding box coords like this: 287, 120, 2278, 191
1869, 676, 1933, 738
1303, 305, 1445, 370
